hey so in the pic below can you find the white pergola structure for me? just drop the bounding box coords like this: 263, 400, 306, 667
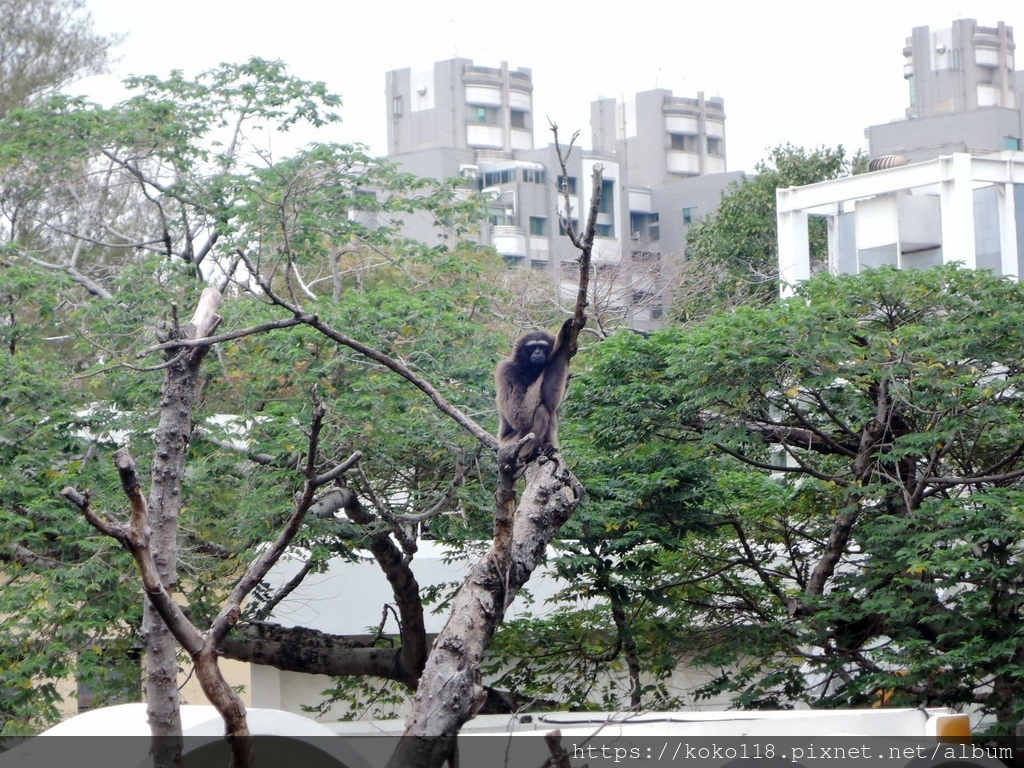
776, 152, 1024, 296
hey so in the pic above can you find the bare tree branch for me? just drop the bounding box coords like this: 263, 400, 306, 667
2, 542, 66, 569
388, 455, 584, 766
254, 559, 315, 622
19, 253, 113, 299
387, 124, 600, 767
209, 398, 361, 646
334, 485, 430, 687
61, 461, 205, 656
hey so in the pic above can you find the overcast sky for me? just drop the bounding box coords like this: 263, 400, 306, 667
79, 1, 1017, 174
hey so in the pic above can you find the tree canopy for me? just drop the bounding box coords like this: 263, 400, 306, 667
679, 144, 852, 316
0, 0, 118, 118
570, 264, 1024, 729
0, 46, 601, 766
5, 29, 1021, 759
0, 55, 513, 739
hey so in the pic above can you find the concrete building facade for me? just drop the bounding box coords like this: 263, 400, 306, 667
868, 19, 1024, 162
385, 59, 535, 155
776, 151, 1024, 292
591, 89, 728, 186
384, 58, 742, 329
903, 19, 1016, 119
247, 544, 737, 719
814, 19, 1024, 292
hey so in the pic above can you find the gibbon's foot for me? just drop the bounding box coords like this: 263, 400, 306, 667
537, 444, 559, 461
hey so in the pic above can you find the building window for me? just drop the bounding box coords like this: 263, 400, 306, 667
558, 218, 579, 236
707, 137, 723, 156
682, 207, 696, 225
1003, 136, 1021, 151
522, 168, 546, 184
670, 133, 698, 152
598, 178, 615, 216
489, 205, 512, 226
392, 96, 402, 117
510, 109, 527, 129
473, 106, 499, 124
596, 223, 614, 238
557, 175, 577, 195
482, 169, 518, 187
630, 211, 659, 241
529, 216, 546, 236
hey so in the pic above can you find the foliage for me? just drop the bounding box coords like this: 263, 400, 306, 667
0, 58, 508, 733
304, 674, 411, 722
569, 264, 1024, 726
484, 336, 717, 710
0, 0, 118, 118
680, 144, 850, 316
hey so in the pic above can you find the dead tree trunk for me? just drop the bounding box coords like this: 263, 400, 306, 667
386, 456, 583, 766
66, 400, 360, 768
386, 127, 601, 768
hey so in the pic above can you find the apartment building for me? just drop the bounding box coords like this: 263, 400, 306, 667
867, 19, 1024, 162
386, 58, 535, 156
591, 89, 728, 186
904, 19, 1016, 119
384, 58, 742, 329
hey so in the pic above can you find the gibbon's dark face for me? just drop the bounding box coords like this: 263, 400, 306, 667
526, 340, 549, 367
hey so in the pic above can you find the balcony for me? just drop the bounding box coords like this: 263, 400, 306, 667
467, 124, 504, 149
465, 86, 502, 106
491, 225, 528, 259
705, 156, 727, 174
509, 89, 531, 111
511, 128, 532, 151
464, 65, 533, 92
665, 115, 699, 134
667, 151, 701, 175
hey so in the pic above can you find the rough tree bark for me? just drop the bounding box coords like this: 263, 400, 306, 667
65, 403, 360, 768
64, 284, 359, 768
217, 487, 431, 689
63, 131, 602, 768
144, 286, 222, 768
386, 456, 584, 766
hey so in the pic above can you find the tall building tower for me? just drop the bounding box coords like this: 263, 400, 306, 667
383, 59, 739, 330
903, 19, 1016, 119
867, 19, 1023, 162
385, 59, 534, 156
591, 89, 727, 187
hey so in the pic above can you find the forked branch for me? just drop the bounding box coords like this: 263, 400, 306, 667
551, 121, 601, 342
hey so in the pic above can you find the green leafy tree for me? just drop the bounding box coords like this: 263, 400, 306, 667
486, 464, 713, 712
0, 0, 117, 118
0, 57, 509, 742
680, 144, 850, 316
0, 54, 596, 767
574, 264, 1024, 731
487, 355, 715, 711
